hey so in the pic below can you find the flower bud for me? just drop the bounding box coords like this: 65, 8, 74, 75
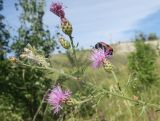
103, 59, 113, 72
61, 20, 72, 36
59, 38, 71, 49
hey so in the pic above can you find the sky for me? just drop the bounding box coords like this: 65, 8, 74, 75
2, 0, 160, 49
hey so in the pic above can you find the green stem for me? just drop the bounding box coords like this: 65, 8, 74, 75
69, 35, 77, 65
32, 87, 55, 121
42, 104, 48, 121
78, 93, 102, 104
18, 61, 79, 81
32, 96, 45, 121
78, 89, 160, 109
111, 70, 133, 120
105, 90, 159, 108
111, 70, 121, 91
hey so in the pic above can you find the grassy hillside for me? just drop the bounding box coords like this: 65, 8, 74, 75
49, 40, 160, 121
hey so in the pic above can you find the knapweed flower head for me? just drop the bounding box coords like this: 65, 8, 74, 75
50, 2, 66, 20
47, 86, 71, 114
90, 49, 110, 68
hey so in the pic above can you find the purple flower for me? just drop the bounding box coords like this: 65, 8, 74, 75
90, 49, 109, 68
50, 2, 66, 19
47, 86, 71, 113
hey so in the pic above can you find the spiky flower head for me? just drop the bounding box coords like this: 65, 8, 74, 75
103, 59, 113, 72
61, 20, 72, 36
50, 2, 65, 19
59, 38, 71, 49
90, 49, 110, 68
47, 86, 71, 114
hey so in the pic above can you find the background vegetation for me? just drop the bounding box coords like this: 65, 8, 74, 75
0, 0, 160, 121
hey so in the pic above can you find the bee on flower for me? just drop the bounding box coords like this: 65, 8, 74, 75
90, 42, 113, 71
90, 49, 107, 68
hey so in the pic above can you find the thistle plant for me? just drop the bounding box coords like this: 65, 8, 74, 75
9, 1, 160, 121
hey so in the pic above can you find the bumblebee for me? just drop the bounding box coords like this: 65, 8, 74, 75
95, 42, 113, 55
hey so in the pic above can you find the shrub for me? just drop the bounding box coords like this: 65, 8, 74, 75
128, 40, 158, 94
148, 33, 158, 40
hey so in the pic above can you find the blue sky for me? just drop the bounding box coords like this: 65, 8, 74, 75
2, 0, 160, 48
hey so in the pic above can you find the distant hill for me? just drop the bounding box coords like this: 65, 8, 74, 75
112, 40, 160, 55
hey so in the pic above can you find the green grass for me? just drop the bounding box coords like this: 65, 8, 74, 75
49, 41, 160, 121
